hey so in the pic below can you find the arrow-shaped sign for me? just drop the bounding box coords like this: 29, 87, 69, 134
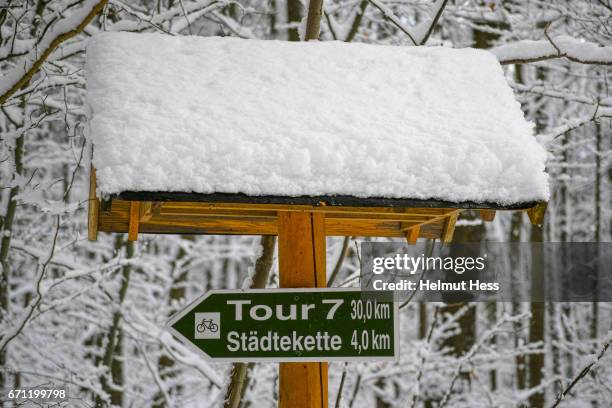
167, 288, 398, 362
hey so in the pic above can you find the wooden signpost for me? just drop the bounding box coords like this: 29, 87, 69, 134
83, 11, 554, 405
88, 174, 546, 407
278, 211, 327, 408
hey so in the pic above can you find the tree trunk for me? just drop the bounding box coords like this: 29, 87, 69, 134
0, 130, 24, 400
97, 237, 133, 407
304, 0, 324, 40
440, 211, 483, 399
510, 61, 529, 393
224, 236, 276, 408
592, 120, 601, 341
287, 0, 302, 41
418, 303, 427, 340
152, 236, 194, 408
528, 224, 545, 408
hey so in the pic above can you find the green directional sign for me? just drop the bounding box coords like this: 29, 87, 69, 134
167, 288, 398, 362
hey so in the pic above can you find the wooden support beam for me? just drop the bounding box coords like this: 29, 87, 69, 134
139, 201, 153, 222
128, 201, 140, 241
527, 202, 547, 226
441, 211, 459, 243
98, 200, 458, 240
88, 166, 99, 241
479, 209, 496, 222
404, 225, 420, 245
158, 201, 452, 217
100, 198, 112, 214
98, 207, 449, 239
151, 201, 162, 216
278, 211, 327, 408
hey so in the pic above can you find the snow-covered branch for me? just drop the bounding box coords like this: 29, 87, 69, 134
537, 106, 612, 146
0, 0, 108, 105
438, 313, 530, 408
108, 0, 230, 34
208, 9, 256, 39
551, 339, 612, 407
493, 36, 612, 66
509, 81, 612, 108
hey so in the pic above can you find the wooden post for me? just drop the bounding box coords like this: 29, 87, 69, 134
405, 226, 420, 245
88, 166, 99, 241
277, 211, 327, 408
527, 202, 547, 226
442, 211, 459, 243
128, 201, 140, 241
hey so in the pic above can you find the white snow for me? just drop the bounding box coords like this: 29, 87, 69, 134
86, 32, 549, 205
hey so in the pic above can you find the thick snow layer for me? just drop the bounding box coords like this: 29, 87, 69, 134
86, 32, 549, 205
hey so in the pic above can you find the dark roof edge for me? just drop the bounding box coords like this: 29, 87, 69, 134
113, 191, 540, 211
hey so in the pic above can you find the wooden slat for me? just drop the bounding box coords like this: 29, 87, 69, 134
88, 166, 99, 241
159, 206, 277, 218
441, 211, 460, 243
480, 209, 496, 222
143, 216, 277, 235
151, 201, 162, 216
326, 219, 416, 237
325, 213, 434, 222
99, 211, 450, 238
527, 202, 547, 226
110, 200, 131, 215
161, 205, 435, 223
405, 226, 420, 245
98, 199, 460, 240
128, 201, 140, 241
97, 219, 129, 233
140, 202, 153, 222
160, 201, 452, 217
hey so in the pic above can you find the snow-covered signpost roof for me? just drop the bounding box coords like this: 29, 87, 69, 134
86, 32, 548, 243
85, 31, 549, 408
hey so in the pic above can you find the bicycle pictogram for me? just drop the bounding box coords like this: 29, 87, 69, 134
196, 318, 219, 333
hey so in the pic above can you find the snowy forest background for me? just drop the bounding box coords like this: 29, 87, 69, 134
1, 0, 611, 407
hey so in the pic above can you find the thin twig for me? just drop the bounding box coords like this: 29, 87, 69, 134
0, 215, 61, 353
418, 0, 448, 45
344, 0, 368, 42
334, 363, 348, 408
543, 22, 561, 55
550, 340, 611, 408
327, 237, 350, 286
399, 239, 436, 310
367, 0, 417, 45
347, 372, 362, 408
135, 340, 174, 408
324, 11, 338, 40
410, 306, 440, 408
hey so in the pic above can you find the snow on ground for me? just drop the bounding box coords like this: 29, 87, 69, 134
86, 32, 549, 205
